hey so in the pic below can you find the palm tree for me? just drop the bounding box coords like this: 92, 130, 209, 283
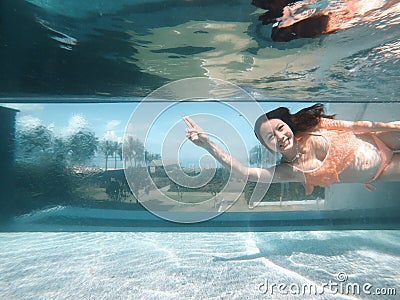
99, 140, 113, 170
123, 136, 145, 168
115, 142, 122, 169
110, 141, 123, 169
132, 140, 144, 167
123, 136, 134, 167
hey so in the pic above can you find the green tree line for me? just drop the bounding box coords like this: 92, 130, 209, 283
12, 124, 161, 215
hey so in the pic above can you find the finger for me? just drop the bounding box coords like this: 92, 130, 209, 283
182, 116, 192, 128
186, 131, 198, 138
187, 136, 199, 142
189, 132, 199, 139
183, 116, 196, 128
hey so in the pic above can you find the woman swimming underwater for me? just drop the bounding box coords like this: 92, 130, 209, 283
253, 0, 400, 42
183, 104, 400, 195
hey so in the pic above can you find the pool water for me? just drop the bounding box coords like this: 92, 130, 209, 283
1, 0, 400, 102
1, 230, 399, 299
1, 0, 400, 299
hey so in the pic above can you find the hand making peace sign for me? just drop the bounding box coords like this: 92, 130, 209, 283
183, 116, 210, 149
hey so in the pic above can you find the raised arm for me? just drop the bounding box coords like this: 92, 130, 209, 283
320, 117, 400, 133
183, 116, 302, 183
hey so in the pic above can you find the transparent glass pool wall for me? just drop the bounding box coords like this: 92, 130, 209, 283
0, 101, 399, 231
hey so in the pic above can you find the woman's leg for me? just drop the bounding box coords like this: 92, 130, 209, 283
376, 131, 400, 150
378, 154, 400, 182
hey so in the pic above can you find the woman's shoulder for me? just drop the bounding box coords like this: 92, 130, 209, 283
296, 128, 326, 139
297, 129, 330, 158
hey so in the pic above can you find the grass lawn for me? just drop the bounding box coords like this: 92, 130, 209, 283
164, 191, 215, 203
75, 186, 137, 202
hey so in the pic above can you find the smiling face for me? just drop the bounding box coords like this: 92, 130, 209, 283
258, 118, 295, 153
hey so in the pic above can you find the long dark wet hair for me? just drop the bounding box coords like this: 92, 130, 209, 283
254, 103, 335, 149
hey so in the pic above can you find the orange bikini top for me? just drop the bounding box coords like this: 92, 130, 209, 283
296, 130, 360, 195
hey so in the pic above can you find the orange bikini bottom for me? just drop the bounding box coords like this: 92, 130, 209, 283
364, 134, 393, 191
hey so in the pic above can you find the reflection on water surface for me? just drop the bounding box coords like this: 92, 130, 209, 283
0, 0, 399, 101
